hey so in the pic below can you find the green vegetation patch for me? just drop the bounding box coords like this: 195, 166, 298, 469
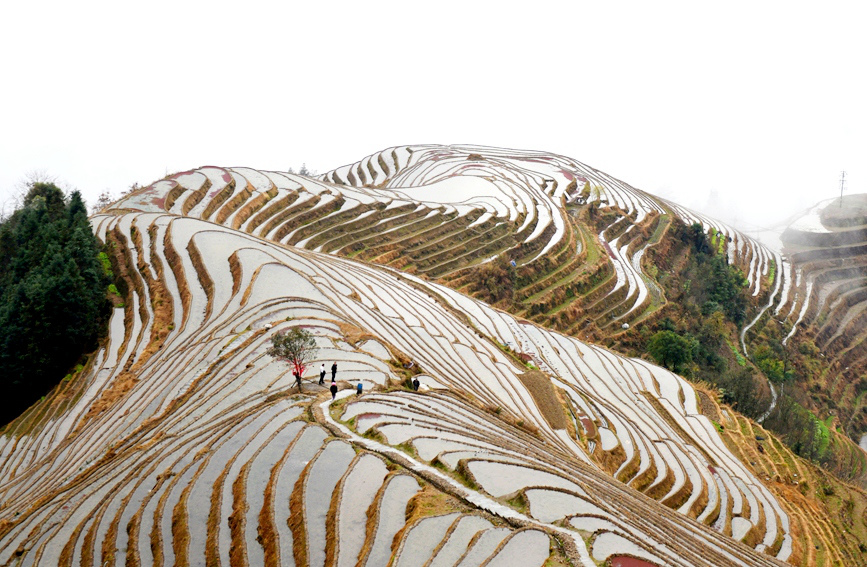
98, 251, 113, 278
647, 330, 698, 375
726, 339, 747, 366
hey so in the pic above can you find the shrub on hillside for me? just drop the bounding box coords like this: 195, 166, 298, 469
646, 330, 698, 375
763, 392, 831, 462
668, 221, 749, 325
752, 344, 793, 383
715, 367, 766, 418
470, 257, 514, 306
706, 256, 748, 325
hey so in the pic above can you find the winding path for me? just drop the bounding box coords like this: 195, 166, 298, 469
317, 393, 595, 566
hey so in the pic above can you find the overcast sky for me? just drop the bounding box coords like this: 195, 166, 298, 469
2, 1, 864, 239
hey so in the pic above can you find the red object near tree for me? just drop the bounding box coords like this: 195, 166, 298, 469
266, 327, 318, 379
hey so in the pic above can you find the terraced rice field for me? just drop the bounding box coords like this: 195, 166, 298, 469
781, 195, 867, 375
13, 145, 864, 564
107, 144, 784, 341
738, 193, 867, 447
0, 200, 796, 565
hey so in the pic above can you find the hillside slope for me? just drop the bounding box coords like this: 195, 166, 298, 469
107, 145, 866, 471
111, 145, 784, 339
0, 211, 794, 565
2, 146, 867, 565
781, 195, 867, 438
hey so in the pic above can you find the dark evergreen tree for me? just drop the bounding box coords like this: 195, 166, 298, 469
0, 183, 110, 426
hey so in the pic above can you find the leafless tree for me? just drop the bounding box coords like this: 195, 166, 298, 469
92, 190, 115, 213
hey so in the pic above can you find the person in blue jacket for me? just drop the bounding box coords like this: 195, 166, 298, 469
356, 381, 363, 396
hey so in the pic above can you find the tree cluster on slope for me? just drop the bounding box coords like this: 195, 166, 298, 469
634, 221, 866, 481
0, 183, 110, 426
641, 222, 755, 388
674, 222, 749, 325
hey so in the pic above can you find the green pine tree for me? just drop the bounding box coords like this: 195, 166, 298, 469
0, 183, 110, 425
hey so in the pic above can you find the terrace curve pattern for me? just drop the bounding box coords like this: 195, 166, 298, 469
3, 145, 845, 565
107, 144, 788, 341
2, 217, 800, 564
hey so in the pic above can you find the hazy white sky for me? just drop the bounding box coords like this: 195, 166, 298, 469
2, 1, 865, 236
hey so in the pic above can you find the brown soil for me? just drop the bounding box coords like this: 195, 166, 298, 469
287, 460, 310, 567
696, 390, 721, 422
216, 184, 253, 225
79, 220, 180, 427
640, 392, 717, 468
186, 238, 214, 321
201, 178, 236, 220
258, 442, 289, 567
163, 223, 191, 325
171, 485, 191, 566
228, 251, 243, 297
336, 322, 377, 347
232, 187, 279, 230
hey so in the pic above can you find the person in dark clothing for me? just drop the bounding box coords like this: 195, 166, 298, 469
412, 377, 420, 391
294, 370, 302, 392
331, 362, 337, 381
356, 381, 363, 396
319, 363, 326, 385
330, 379, 338, 400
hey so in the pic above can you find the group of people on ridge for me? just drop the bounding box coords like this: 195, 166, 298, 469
294, 360, 421, 400
319, 362, 355, 400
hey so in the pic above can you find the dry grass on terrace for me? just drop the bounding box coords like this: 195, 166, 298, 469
405, 484, 468, 523
517, 371, 568, 430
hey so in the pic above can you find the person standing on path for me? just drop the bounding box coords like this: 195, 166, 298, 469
412, 377, 420, 391
294, 370, 302, 392
356, 381, 363, 396
331, 361, 337, 381
330, 379, 338, 401
319, 363, 326, 385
